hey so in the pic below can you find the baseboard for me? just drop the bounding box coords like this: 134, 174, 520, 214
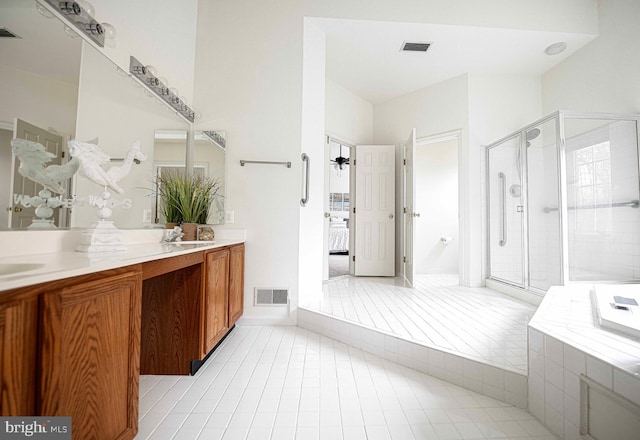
485, 279, 544, 306
235, 316, 296, 326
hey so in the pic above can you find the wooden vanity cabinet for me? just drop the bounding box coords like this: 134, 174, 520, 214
202, 248, 230, 356
141, 252, 203, 375
202, 243, 245, 356
38, 266, 143, 440
0, 290, 38, 416
228, 243, 245, 326
0, 241, 244, 439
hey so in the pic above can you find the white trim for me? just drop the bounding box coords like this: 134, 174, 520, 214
416, 129, 461, 146
235, 316, 296, 326
485, 278, 543, 306
0, 121, 13, 131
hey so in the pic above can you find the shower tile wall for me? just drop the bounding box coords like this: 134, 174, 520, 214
564, 120, 640, 281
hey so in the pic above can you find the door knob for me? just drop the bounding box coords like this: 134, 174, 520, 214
324, 212, 330, 218
13, 206, 22, 213
412, 212, 421, 218
389, 214, 394, 219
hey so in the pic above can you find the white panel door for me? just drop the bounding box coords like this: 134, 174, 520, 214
403, 129, 416, 286
354, 145, 395, 276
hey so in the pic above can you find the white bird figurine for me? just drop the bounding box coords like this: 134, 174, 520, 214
68, 138, 147, 194
11, 138, 79, 194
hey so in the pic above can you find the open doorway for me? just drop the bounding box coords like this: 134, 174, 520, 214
404, 131, 460, 285
326, 137, 352, 278
414, 133, 460, 276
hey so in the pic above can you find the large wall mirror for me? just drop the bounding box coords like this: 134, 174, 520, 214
152, 129, 225, 226
0, 1, 225, 231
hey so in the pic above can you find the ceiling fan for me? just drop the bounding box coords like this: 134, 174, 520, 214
330, 144, 350, 170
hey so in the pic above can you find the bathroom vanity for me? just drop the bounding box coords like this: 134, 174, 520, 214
0, 237, 244, 440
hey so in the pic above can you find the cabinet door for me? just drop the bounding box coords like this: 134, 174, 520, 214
39, 269, 142, 440
228, 244, 245, 326
0, 292, 38, 415
203, 249, 229, 355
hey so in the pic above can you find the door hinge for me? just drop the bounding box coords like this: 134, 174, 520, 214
352, 255, 355, 262
353, 159, 356, 166
61, 151, 65, 158
403, 159, 406, 165
403, 207, 407, 214
403, 256, 407, 263
353, 207, 356, 214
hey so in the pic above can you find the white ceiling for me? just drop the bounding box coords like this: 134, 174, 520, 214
313, 18, 596, 104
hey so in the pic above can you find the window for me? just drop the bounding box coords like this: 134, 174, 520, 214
573, 141, 612, 232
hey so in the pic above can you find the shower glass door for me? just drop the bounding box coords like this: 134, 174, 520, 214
488, 135, 524, 287
526, 118, 562, 290
563, 117, 640, 281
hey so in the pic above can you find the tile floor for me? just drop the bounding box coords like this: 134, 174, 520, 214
135, 326, 556, 440
308, 274, 536, 373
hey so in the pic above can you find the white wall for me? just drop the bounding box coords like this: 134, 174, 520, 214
542, 0, 640, 115
374, 74, 469, 278
325, 79, 373, 145
193, 0, 598, 322
0, 64, 78, 138
415, 139, 458, 274
85, 0, 198, 103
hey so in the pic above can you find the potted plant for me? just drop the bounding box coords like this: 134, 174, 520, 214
158, 171, 221, 240
157, 171, 183, 228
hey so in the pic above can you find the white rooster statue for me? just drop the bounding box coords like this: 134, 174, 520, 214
68, 138, 147, 194
11, 138, 79, 193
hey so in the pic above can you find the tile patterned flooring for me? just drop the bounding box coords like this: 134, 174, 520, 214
136, 326, 556, 440
309, 274, 536, 374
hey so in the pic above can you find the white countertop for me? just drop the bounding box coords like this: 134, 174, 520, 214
530, 284, 640, 377
0, 236, 245, 292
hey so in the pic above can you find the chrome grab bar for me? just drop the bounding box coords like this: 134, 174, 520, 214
498, 172, 507, 247
543, 199, 639, 213
240, 160, 291, 168
300, 153, 310, 207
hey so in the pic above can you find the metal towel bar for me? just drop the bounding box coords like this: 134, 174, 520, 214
543, 199, 639, 213
240, 160, 291, 168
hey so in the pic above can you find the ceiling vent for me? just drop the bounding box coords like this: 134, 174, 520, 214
400, 41, 431, 52
0, 28, 21, 39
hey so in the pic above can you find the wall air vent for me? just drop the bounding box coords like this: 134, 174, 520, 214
0, 28, 21, 39
400, 41, 431, 52
255, 288, 289, 306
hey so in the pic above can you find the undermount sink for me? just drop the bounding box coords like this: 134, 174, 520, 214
0, 263, 45, 276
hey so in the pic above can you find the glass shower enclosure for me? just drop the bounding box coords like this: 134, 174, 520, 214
486, 111, 640, 294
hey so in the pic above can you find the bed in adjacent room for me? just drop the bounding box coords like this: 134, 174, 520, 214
329, 217, 349, 253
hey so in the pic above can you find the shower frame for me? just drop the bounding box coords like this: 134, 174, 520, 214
485, 110, 640, 295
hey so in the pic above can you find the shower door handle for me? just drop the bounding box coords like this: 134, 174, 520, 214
498, 172, 507, 247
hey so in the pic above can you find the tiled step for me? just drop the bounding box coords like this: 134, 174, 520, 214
298, 307, 528, 409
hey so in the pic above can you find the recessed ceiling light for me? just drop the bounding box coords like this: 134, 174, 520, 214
545, 42, 567, 56
400, 41, 431, 52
